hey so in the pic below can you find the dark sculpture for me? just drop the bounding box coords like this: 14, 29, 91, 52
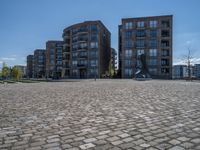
135, 54, 151, 79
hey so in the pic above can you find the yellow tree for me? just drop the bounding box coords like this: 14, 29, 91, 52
2, 62, 10, 79
12, 66, 22, 81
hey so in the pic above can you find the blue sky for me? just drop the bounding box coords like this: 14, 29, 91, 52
0, 0, 200, 68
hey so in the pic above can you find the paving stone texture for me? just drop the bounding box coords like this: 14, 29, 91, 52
0, 80, 200, 150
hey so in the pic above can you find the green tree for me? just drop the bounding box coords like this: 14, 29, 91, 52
11, 66, 22, 81
108, 60, 114, 78
2, 62, 10, 79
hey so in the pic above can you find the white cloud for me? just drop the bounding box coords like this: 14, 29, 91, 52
1, 57, 16, 61
173, 57, 200, 65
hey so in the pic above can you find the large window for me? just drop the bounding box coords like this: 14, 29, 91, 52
149, 40, 157, 48
89, 50, 98, 58
125, 60, 132, 66
136, 40, 145, 48
125, 49, 132, 58
136, 30, 145, 37
149, 49, 157, 57
150, 20, 157, 28
150, 30, 157, 37
125, 22, 133, 29
79, 43, 87, 49
90, 42, 98, 49
91, 25, 98, 32
125, 40, 133, 48
72, 60, 77, 66
90, 60, 98, 67
149, 59, 157, 65
137, 21, 144, 28
149, 68, 157, 75
125, 31, 133, 39
125, 69, 132, 76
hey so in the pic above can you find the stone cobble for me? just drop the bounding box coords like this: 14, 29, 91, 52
0, 80, 200, 149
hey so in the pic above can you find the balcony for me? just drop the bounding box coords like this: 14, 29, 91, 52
77, 47, 88, 51
77, 64, 87, 67
161, 30, 170, 37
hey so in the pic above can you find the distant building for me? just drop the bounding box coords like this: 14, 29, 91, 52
26, 55, 34, 78
119, 15, 173, 79
46, 41, 63, 78
194, 64, 200, 78
62, 21, 111, 79
111, 48, 117, 71
173, 65, 187, 79
33, 49, 46, 78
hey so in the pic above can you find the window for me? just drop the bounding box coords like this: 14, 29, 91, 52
125, 49, 132, 58
90, 69, 98, 75
50, 49, 54, 54
137, 49, 144, 56
79, 43, 87, 49
56, 61, 62, 65
125, 60, 132, 66
161, 40, 170, 47
149, 40, 157, 48
57, 48, 62, 54
136, 30, 145, 37
161, 30, 170, 37
149, 59, 157, 65
161, 68, 169, 73
137, 21, 144, 28
50, 60, 54, 65
90, 42, 98, 49
72, 69, 78, 75
150, 20, 157, 28
89, 50, 98, 58
150, 30, 157, 37
90, 60, 98, 67
125, 31, 133, 39
91, 25, 98, 31
161, 49, 169, 56
161, 20, 170, 28
91, 34, 98, 41
125, 22, 133, 29
72, 52, 78, 58
161, 59, 169, 66
125, 40, 133, 48
149, 49, 157, 57
149, 68, 157, 75
72, 60, 77, 66
125, 69, 132, 76
136, 40, 145, 48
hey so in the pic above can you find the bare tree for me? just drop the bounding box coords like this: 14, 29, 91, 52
182, 48, 194, 81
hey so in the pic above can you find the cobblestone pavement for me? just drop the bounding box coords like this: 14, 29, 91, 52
0, 80, 200, 150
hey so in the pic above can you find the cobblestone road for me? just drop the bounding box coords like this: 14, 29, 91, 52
0, 80, 200, 150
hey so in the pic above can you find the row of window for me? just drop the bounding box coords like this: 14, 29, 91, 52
72, 25, 98, 34
125, 40, 170, 48
72, 51, 98, 58
125, 30, 170, 38
72, 42, 98, 50
72, 60, 98, 67
72, 34, 98, 42
124, 20, 170, 29
124, 58, 170, 66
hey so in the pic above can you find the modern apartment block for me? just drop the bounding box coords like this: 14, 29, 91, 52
173, 65, 188, 79
119, 15, 173, 79
62, 21, 111, 79
46, 41, 63, 78
194, 64, 200, 78
26, 55, 34, 78
33, 49, 46, 78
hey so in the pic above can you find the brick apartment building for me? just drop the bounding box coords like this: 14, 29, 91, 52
33, 49, 46, 78
62, 21, 111, 79
46, 41, 63, 78
119, 15, 173, 79
26, 55, 34, 78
